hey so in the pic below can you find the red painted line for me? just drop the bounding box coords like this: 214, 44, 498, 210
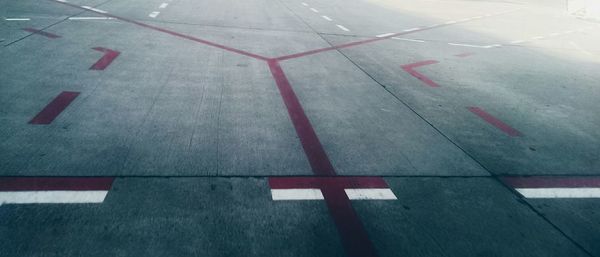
48, 0, 269, 61
467, 107, 522, 137
455, 52, 475, 58
502, 177, 600, 188
22, 28, 60, 39
401, 60, 440, 87
269, 177, 389, 189
29, 91, 80, 125
268, 60, 336, 176
0, 177, 114, 191
90, 47, 120, 70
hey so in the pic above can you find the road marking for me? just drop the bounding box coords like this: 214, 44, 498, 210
272, 189, 324, 200
0, 177, 114, 205
455, 52, 475, 57
336, 24, 350, 32
403, 27, 419, 32
467, 107, 522, 136
22, 28, 61, 39
0, 191, 109, 205
401, 60, 440, 87
392, 37, 425, 43
81, 6, 107, 13
445, 20, 457, 24
472, 15, 484, 19
376, 32, 395, 38
321, 15, 332, 21
531, 36, 545, 40
549, 32, 561, 36
159, 3, 168, 8
5, 18, 31, 21
344, 189, 397, 200
502, 177, 600, 198
301, 2, 308, 6
56, 0, 67, 2
509, 40, 525, 44
310, 7, 319, 13
29, 91, 80, 124
90, 47, 121, 70
69, 17, 113, 20
149, 11, 160, 18
448, 43, 501, 48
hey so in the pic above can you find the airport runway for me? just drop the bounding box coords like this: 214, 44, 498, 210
1, 0, 600, 256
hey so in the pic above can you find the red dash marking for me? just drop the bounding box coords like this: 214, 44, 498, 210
501, 177, 600, 188
29, 91, 80, 125
268, 60, 336, 176
22, 28, 60, 39
467, 107, 522, 136
455, 52, 475, 58
401, 60, 440, 87
270, 177, 381, 257
90, 47, 120, 70
269, 177, 389, 189
0, 177, 114, 191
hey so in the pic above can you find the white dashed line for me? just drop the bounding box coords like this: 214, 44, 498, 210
56, 0, 67, 2
376, 33, 395, 38
81, 6, 107, 13
0, 191, 109, 205
321, 15, 332, 21
270, 189, 397, 200
310, 8, 319, 13
445, 20, 457, 24
301, 2, 308, 6
159, 3, 168, 8
448, 43, 501, 48
472, 15, 484, 19
336, 24, 350, 32
344, 189, 397, 200
509, 40, 525, 44
149, 11, 160, 18
68, 17, 113, 20
549, 32, 561, 36
4, 18, 31, 21
403, 27, 419, 32
531, 36, 545, 40
516, 188, 600, 198
391, 37, 426, 43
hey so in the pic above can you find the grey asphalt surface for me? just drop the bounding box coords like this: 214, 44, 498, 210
1, 0, 600, 256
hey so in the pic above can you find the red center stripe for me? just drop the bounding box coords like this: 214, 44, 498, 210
502, 177, 600, 188
467, 107, 522, 137
0, 177, 114, 191
90, 47, 120, 70
401, 60, 440, 87
29, 91, 80, 125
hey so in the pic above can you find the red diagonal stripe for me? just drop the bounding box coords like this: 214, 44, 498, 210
0, 177, 114, 191
29, 91, 80, 125
90, 47, 120, 70
401, 60, 440, 87
467, 107, 522, 136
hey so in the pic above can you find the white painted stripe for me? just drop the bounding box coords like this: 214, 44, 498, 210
549, 32, 560, 36
458, 18, 471, 22
5, 18, 31, 21
0, 191, 109, 205
159, 3, 168, 8
391, 37, 425, 43
516, 188, 600, 198
271, 189, 323, 200
344, 189, 397, 200
56, 0, 67, 2
301, 2, 308, 6
509, 40, 525, 44
336, 24, 350, 31
445, 20, 457, 24
531, 36, 545, 40
428, 24, 440, 27
81, 6, 107, 13
310, 8, 319, 13
69, 17, 113, 20
376, 33, 395, 38
472, 15, 484, 19
448, 43, 501, 48
403, 27, 419, 32
321, 15, 332, 21
149, 11, 160, 18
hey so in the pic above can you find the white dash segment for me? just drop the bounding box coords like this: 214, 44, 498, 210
321, 15, 332, 21
531, 36, 545, 40
159, 3, 168, 8
344, 189, 397, 200
301, 2, 308, 6
5, 18, 31, 21
56, 0, 67, 2
509, 40, 525, 44
310, 8, 319, 13
403, 27, 419, 32
149, 11, 160, 18
376, 32, 395, 38
392, 37, 426, 43
69, 17, 113, 20
448, 43, 500, 48
0, 191, 109, 205
271, 189, 324, 200
81, 6, 107, 13
516, 188, 600, 198
445, 20, 457, 24
336, 24, 350, 32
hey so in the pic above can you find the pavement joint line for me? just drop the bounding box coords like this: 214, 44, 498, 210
21, 27, 61, 38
